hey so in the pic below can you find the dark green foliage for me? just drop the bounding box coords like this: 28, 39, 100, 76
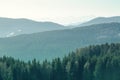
0, 43, 120, 80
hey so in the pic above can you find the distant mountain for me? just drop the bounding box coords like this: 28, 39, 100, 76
0, 23, 120, 61
0, 17, 66, 37
74, 16, 120, 27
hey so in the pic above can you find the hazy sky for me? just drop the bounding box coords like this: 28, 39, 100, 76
0, 0, 119, 25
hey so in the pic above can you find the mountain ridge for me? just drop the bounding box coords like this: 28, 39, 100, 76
0, 17, 66, 37
74, 16, 120, 27
0, 22, 120, 61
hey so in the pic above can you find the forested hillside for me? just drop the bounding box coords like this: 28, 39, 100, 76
0, 43, 119, 80
0, 23, 120, 61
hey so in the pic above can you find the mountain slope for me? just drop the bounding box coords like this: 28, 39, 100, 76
0, 17, 66, 37
75, 16, 120, 27
0, 23, 120, 61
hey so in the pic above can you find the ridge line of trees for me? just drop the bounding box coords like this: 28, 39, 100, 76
0, 43, 120, 80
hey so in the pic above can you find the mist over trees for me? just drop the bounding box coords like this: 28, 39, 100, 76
0, 43, 120, 80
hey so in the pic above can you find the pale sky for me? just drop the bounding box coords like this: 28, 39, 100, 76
0, 0, 119, 25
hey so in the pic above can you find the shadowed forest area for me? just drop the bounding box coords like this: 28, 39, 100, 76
0, 43, 119, 80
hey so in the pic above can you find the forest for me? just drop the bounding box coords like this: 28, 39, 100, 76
0, 43, 120, 80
